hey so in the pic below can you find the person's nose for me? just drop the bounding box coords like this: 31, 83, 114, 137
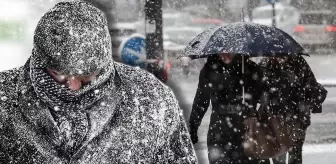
66, 76, 82, 91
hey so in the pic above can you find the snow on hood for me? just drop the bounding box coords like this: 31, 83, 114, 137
32, 1, 113, 76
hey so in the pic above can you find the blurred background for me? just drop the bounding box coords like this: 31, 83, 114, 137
1, 0, 336, 163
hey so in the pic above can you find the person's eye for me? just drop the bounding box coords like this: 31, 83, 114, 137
51, 70, 60, 76
81, 71, 100, 84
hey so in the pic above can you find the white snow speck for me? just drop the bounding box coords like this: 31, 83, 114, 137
78, 69, 83, 75
54, 106, 60, 111
133, 98, 140, 106
1, 96, 8, 101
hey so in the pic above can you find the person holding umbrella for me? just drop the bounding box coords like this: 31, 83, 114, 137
182, 23, 310, 164
259, 56, 327, 164
190, 52, 266, 164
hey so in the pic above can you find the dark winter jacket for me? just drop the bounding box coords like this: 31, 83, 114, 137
258, 59, 299, 117
259, 56, 327, 128
0, 62, 197, 164
189, 56, 265, 163
189, 56, 264, 130
294, 57, 328, 114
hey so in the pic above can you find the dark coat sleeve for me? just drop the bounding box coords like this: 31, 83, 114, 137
244, 60, 269, 118
297, 56, 327, 113
246, 60, 266, 99
189, 66, 212, 131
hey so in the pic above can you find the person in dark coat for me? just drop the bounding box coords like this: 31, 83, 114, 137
259, 56, 327, 164
259, 56, 302, 164
189, 53, 268, 164
0, 2, 197, 163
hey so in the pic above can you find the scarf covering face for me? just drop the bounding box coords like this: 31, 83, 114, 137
28, 1, 116, 156
30, 1, 114, 112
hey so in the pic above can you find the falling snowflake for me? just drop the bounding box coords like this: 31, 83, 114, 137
100, 101, 106, 106
54, 106, 60, 111
1, 96, 8, 101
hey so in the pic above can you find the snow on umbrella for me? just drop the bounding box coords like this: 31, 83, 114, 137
179, 22, 309, 60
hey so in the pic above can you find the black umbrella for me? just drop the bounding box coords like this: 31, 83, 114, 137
179, 22, 308, 60
179, 22, 309, 106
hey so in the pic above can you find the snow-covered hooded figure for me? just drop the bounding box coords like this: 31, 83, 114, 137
0, 1, 197, 163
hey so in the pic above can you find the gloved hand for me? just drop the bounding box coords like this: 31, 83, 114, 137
189, 128, 198, 144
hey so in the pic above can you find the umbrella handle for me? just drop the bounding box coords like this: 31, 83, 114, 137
242, 56, 245, 104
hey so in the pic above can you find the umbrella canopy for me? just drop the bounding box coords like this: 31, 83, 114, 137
180, 22, 308, 59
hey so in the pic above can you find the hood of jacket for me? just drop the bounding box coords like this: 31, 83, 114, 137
29, 1, 116, 112
32, 1, 113, 76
